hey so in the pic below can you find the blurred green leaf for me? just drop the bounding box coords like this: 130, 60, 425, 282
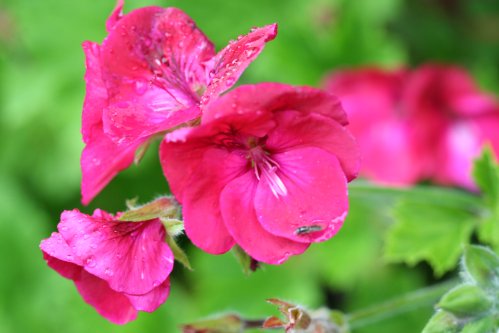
182, 314, 244, 333
385, 199, 476, 276
472, 147, 499, 250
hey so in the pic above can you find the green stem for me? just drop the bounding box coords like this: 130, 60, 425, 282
347, 279, 458, 330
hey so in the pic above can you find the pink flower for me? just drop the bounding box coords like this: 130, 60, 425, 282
160, 83, 360, 264
81, 0, 277, 204
325, 64, 499, 188
40, 209, 174, 324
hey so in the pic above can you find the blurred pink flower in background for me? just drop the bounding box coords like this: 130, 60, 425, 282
81, 0, 277, 204
40, 209, 174, 324
160, 83, 360, 264
325, 64, 499, 188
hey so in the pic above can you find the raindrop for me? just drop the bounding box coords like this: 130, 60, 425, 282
85, 257, 96, 268
66, 254, 73, 260
140, 271, 145, 280
225, 77, 235, 87
152, 280, 160, 287
245, 47, 258, 58
104, 268, 114, 276
135, 81, 148, 95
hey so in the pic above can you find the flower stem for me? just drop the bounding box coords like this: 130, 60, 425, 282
347, 279, 458, 330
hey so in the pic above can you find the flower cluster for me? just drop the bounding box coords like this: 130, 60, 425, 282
40, 0, 359, 324
325, 64, 499, 189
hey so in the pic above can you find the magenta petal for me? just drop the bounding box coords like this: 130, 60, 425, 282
201, 24, 277, 106
220, 171, 308, 264
102, 85, 200, 145
58, 210, 173, 296
126, 279, 170, 312
40, 232, 83, 279
181, 148, 248, 254
202, 83, 348, 125
80, 131, 140, 205
106, 0, 125, 32
265, 111, 360, 181
81, 41, 107, 144
254, 147, 348, 243
75, 270, 137, 325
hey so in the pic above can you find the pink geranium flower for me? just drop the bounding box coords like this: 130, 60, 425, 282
81, 0, 277, 204
40, 209, 174, 324
325, 64, 499, 188
160, 83, 360, 264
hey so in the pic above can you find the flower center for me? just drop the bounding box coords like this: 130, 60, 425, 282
248, 145, 287, 198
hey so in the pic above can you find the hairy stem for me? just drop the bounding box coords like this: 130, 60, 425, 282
347, 279, 458, 329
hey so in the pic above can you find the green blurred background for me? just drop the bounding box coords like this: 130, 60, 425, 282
0, 0, 498, 332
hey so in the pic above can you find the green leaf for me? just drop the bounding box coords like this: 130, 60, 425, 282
165, 233, 192, 271
437, 284, 491, 317
472, 145, 499, 205
385, 199, 476, 276
119, 196, 180, 222
472, 146, 499, 250
422, 311, 459, 333
463, 245, 499, 289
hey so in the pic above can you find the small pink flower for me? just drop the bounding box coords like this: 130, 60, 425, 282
325, 64, 499, 188
81, 0, 277, 204
40, 209, 174, 324
160, 83, 360, 264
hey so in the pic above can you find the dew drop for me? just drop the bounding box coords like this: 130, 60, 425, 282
140, 271, 145, 280
104, 268, 114, 276
135, 81, 148, 95
85, 257, 96, 268
225, 77, 235, 87
152, 280, 160, 287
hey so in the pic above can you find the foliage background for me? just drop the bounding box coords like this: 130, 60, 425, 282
0, 0, 498, 332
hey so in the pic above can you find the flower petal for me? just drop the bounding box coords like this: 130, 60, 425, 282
40, 232, 83, 279
80, 131, 141, 205
58, 210, 174, 296
126, 279, 170, 312
75, 270, 137, 325
202, 83, 348, 125
180, 148, 248, 254
254, 147, 349, 243
220, 171, 308, 264
81, 41, 107, 144
265, 111, 360, 181
201, 24, 277, 106
106, 0, 125, 33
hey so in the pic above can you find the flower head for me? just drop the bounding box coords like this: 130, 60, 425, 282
325, 64, 499, 188
81, 0, 277, 204
40, 209, 174, 324
160, 83, 360, 264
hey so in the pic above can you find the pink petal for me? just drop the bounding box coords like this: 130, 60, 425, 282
265, 111, 360, 181
58, 210, 174, 296
435, 115, 499, 188
80, 131, 141, 205
40, 232, 83, 279
81, 41, 107, 144
201, 24, 277, 106
324, 67, 406, 138
101, 6, 214, 90
202, 83, 348, 125
254, 147, 349, 243
106, 0, 125, 33
181, 149, 249, 254
126, 279, 170, 312
102, 84, 200, 145
160, 112, 274, 199
220, 171, 308, 264
360, 119, 426, 185
75, 270, 137, 325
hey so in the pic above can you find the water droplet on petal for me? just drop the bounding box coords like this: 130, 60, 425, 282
85, 256, 96, 268
152, 280, 160, 287
104, 268, 114, 276
225, 77, 236, 87
140, 271, 145, 280
135, 81, 148, 95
